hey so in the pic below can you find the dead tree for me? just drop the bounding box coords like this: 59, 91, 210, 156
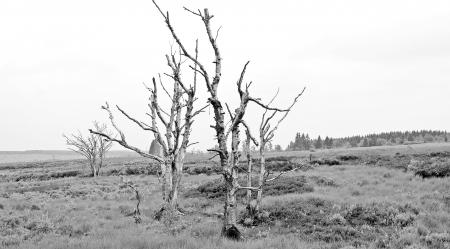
243, 128, 258, 216
152, 1, 291, 238
90, 48, 207, 210
64, 122, 112, 177
121, 177, 142, 224
254, 88, 305, 212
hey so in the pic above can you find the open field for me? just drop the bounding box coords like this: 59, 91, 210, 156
1, 143, 449, 249
0, 151, 138, 164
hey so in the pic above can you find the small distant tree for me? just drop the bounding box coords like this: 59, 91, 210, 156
64, 122, 112, 177
324, 136, 333, 149
445, 133, 448, 143
362, 138, 369, 147
304, 134, 311, 150
424, 134, 434, 142
390, 136, 397, 144
274, 144, 282, 151
350, 138, 359, 147
314, 136, 323, 149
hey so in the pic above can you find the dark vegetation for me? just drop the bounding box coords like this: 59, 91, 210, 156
240, 197, 420, 247
184, 176, 314, 200
14, 170, 81, 182
310, 159, 341, 166
409, 159, 450, 178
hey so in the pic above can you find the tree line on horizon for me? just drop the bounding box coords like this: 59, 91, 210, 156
286, 130, 449, 151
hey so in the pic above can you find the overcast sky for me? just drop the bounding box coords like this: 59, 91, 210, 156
1, 0, 449, 151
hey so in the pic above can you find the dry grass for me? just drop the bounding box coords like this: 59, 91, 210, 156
1, 143, 449, 249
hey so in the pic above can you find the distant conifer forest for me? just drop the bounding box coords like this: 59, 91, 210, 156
286, 130, 449, 151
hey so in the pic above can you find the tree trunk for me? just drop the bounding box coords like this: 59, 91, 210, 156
256, 142, 265, 212
167, 160, 183, 208
166, 162, 173, 203
160, 162, 168, 201
221, 126, 242, 240
93, 166, 99, 177
89, 162, 96, 177
245, 135, 253, 213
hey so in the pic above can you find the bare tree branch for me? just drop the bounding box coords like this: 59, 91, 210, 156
241, 120, 259, 146
116, 105, 156, 132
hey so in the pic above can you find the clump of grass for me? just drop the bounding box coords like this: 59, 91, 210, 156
30, 204, 40, 211
73, 223, 92, 236
12, 203, 27, 211
424, 232, 450, 248
118, 205, 135, 216
23, 219, 53, 238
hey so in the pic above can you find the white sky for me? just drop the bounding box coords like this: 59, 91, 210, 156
1, 0, 449, 151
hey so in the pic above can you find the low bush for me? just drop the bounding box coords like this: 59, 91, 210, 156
310, 159, 341, 166
185, 165, 222, 175
124, 165, 158, 175
265, 161, 301, 172
429, 152, 450, 157
308, 175, 338, 187
184, 176, 314, 200
338, 155, 360, 161
265, 156, 297, 163
242, 198, 420, 246
408, 159, 450, 178
14, 170, 81, 182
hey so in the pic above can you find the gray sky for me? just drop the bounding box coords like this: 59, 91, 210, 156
1, 0, 449, 151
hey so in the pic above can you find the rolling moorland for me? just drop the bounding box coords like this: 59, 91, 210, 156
0, 142, 449, 249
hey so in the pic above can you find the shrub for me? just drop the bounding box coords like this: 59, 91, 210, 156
308, 176, 338, 186
311, 159, 341, 166
265, 156, 297, 163
429, 152, 450, 157
338, 155, 360, 161
185, 165, 222, 175
408, 159, 450, 178
184, 176, 314, 200
247, 199, 420, 246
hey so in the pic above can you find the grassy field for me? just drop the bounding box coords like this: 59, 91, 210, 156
0, 150, 138, 164
0, 143, 449, 249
